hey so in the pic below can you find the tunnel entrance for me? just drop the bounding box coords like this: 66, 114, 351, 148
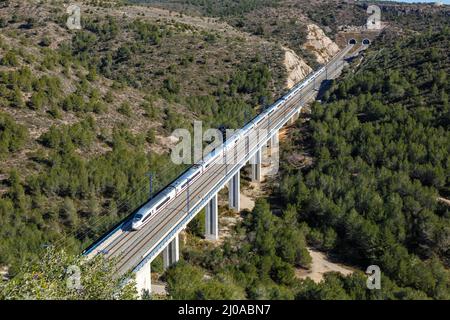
348, 38, 357, 45
362, 38, 371, 45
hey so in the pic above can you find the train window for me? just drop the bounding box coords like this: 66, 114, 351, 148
191, 171, 200, 180
156, 197, 170, 211
181, 181, 188, 189
143, 213, 152, 222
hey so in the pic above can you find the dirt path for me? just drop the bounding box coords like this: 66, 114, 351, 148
151, 283, 168, 296
295, 248, 354, 283
240, 192, 255, 211
438, 197, 450, 207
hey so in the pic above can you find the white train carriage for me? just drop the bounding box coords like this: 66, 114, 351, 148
241, 120, 255, 137
131, 164, 204, 231
202, 146, 222, 170
267, 100, 281, 115
171, 164, 203, 195
131, 187, 176, 230
223, 129, 241, 151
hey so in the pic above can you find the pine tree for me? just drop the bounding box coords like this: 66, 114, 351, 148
11, 86, 24, 108
0, 247, 137, 299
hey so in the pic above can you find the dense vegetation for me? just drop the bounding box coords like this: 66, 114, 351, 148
381, 4, 450, 33
0, 247, 137, 299
278, 29, 450, 299
165, 199, 312, 299
0, 111, 28, 159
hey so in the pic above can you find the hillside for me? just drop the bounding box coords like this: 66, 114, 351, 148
0, 0, 321, 274
132, 0, 365, 66
1, 0, 449, 301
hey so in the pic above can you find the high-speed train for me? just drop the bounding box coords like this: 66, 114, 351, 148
130, 63, 327, 230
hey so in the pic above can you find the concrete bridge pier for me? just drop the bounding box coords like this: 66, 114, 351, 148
270, 131, 279, 149
135, 258, 151, 297
229, 171, 240, 212
163, 234, 179, 270
267, 130, 278, 150
266, 131, 279, 163
205, 193, 219, 240
251, 149, 261, 182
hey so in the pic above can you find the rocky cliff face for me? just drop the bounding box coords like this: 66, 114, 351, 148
303, 24, 340, 64
282, 23, 340, 89
283, 47, 313, 89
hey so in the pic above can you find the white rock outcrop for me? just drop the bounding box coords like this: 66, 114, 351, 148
303, 24, 340, 64
283, 47, 313, 89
